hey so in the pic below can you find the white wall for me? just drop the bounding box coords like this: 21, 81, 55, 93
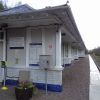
71, 47, 78, 60
0, 42, 3, 60
78, 49, 85, 57
6, 26, 62, 85
29, 27, 56, 67
5, 26, 86, 86
0, 42, 3, 82
61, 43, 69, 65
61, 43, 73, 65
45, 27, 56, 66
7, 28, 26, 67
29, 28, 42, 65
6, 67, 62, 85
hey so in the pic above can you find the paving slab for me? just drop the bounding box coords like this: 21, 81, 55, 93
89, 55, 100, 100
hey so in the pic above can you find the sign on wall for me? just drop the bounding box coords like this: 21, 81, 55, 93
9, 37, 24, 49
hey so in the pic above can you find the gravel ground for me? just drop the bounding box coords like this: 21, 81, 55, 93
0, 57, 90, 100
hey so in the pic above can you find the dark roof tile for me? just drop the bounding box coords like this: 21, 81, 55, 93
0, 4, 35, 16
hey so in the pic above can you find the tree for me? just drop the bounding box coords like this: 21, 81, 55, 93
0, 1, 4, 10
0, 0, 8, 11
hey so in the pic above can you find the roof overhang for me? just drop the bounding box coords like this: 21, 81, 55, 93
0, 4, 86, 49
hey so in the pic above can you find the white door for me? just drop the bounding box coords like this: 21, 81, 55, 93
0, 42, 3, 82
29, 45, 42, 66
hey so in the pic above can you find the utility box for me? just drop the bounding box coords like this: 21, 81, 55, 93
39, 55, 52, 69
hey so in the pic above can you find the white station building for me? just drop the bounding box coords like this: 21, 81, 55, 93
0, 4, 86, 92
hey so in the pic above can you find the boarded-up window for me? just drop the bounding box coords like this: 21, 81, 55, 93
29, 29, 42, 66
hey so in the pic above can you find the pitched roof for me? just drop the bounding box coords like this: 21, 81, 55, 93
0, 4, 86, 49
0, 4, 35, 16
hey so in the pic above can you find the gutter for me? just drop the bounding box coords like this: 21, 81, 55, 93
65, 6, 86, 49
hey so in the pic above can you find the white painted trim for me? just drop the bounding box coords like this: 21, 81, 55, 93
3, 30, 6, 61
7, 66, 64, 71
55, 27, 62, 68
68, 43, 72, 58
26, 28, 31, 68
63, 43, 65, 57
77, 48, 79, 58
41, 28, 45, 55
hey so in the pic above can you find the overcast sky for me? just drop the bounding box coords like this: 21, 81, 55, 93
7, 0, 100, 50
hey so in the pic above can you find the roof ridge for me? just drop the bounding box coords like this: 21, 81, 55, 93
24, 4, 35, 10
0, 4, 34, 12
